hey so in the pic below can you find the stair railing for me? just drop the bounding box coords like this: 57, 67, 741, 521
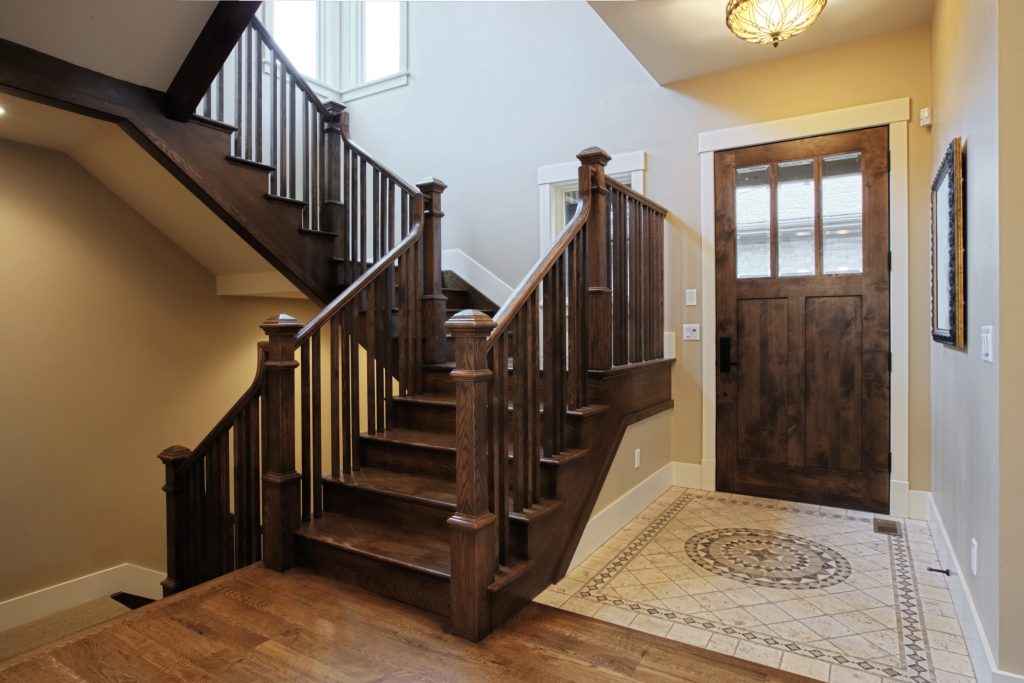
445, 147, 667, 640
194, 17, 427, 282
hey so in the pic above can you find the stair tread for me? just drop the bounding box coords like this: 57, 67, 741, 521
297, 511, 450, 579
392, 392, 456, 407
361, 428, 456, 451
326, 467, 455, 506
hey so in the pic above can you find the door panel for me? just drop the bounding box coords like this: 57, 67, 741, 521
715, 127, 890, 513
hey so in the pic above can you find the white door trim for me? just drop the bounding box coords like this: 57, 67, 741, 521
698, 98, 914, 516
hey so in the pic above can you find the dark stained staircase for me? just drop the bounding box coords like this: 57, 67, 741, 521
0, 7, 675, 642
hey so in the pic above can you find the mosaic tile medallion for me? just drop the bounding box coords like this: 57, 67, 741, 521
539, 488, 976, 683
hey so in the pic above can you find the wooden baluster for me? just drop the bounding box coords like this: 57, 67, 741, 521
158, 446, 193, 596
511, 313, 526, 512
654, 212, 665, 359
630, 199, 641, 363
331, 314, 342, 476
216, 69, 224, 121
245, 27, 254, 160
216, 431, 232, 574
527, 292, 540, 504
578, 148, 612, 388
375, 274, 387, 431
541, 274, 555, 458
413, 231, 424, 393
259, 314, 302, 571
248, 392, 261, 555
417, 179, 448, 364
234, 35, 243, 158
397, 253, 408, 394
254, 35, 262, 164
446, 310, 498, 642
233, 409, 249, 565
365, 281, 377, 435
288, 77, 296, 198
346, 304, 362, 468
614, 190, 627, 364
384, 264, 395, 430
553, 255, 565, 457
271, 57, 278, 194
491, 334, 509, 565
373, 170, 381, 260
643, 206, 652, 360
360, 159, 368, 273
302, 98, 310, 224
300, 341, 311, 522
566, 238, 580, 409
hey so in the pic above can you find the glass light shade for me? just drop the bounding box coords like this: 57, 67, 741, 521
726, 0, 828, 48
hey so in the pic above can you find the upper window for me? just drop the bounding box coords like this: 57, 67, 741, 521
264, 1, 409, 102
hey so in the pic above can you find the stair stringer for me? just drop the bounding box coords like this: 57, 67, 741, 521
487, 357, 675, 628
0, 37, 338, 304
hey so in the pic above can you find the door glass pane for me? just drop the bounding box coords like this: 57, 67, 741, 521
822, 153, 864, 274
777, 159, 816, 277
735, 165, 770, 279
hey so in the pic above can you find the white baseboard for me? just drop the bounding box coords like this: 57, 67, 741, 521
672, 462, 702, 488
570, 462, 674, 570
0, 563, 164, 631
929, 495, 1024, 683
440, 249, 514, 306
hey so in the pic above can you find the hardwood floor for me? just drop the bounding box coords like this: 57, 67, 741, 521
0, 565, 814, 682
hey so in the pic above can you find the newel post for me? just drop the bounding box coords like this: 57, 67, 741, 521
158, 445, 193, 597
445, 310, 498, 641
418, 178, 449, 364
323, 101, 346, 250
260, 313, 303, 571
578, 147, 612, 377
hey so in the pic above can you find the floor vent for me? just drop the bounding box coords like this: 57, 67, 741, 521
873, 519, 902, 536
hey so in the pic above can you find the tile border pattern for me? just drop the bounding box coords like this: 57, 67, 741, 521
573, 491, 937, 682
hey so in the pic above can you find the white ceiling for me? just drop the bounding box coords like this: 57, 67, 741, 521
0, 95, 300, 298
0, 0, 214, 90
589, 0, 935, 85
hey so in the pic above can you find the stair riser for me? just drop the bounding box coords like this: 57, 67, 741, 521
442, 289, 471, 310
360, 441, 456, 479
322, 481, 452, 533
422, 367, 456, 395
393, 401, 456, 433
296, 538, 450, 616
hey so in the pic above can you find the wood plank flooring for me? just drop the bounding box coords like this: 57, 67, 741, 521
0, 565, 814, 682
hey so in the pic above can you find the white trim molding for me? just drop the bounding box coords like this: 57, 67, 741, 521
0, 563, 164, 631
698, 98, 917, 516
929, 496, 1024, 683
441, 248, 514, 306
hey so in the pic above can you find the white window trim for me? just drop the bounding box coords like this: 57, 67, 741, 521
537, 150, 647, 253
262, 1, 409, 104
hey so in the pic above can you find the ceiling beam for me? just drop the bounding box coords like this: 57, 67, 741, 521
163, 1, 261, 122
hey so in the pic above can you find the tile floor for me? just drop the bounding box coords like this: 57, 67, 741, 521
535, 487, 976, 683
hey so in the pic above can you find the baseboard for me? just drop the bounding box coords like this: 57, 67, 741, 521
672, 462, 702, 488
0, 563, 164, 631
440, 249, 514, 306
569, 462, 673, 570
929, 494, 1024, 682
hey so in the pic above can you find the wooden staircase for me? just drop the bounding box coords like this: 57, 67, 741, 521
133, 13, 676, 642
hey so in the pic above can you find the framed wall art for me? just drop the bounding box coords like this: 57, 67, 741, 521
931, 137, 966, 348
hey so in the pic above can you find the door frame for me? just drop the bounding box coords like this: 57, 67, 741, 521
698, 98, 913, 516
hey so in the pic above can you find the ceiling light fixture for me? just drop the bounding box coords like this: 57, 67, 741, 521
0, 105, 6, 116
726, 0, 828, 48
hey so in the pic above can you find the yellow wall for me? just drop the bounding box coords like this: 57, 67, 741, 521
666, 25, 934, 490
0, 139, 317, 601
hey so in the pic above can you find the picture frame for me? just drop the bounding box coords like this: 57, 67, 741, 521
931, 137, 966, 348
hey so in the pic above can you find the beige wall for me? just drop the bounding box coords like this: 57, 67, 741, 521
0, 140, 317, 601
997, 0, 1024, 673
929, 0, 1003, 665
346, 4, 933, 494
593, 411, 673, 515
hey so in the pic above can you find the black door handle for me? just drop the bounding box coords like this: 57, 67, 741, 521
720, 336, 738, 373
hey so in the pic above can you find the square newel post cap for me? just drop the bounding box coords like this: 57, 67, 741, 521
444, 309, 496, 337
260, 313, 303, 336
158, 445, 192, 463
577, 147, 611, 166
323, 100, 346, 117
416, 177, 448, 194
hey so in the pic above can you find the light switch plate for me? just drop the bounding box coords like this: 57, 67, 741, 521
682, 324, 700, 341
981, 326, 994, 363
685, 289, 697, 306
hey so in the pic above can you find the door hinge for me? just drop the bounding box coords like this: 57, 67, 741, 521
888, 452, 892, 471
888, 250, 892, 272
887, 351, 892, 372
887, 150, 891, 171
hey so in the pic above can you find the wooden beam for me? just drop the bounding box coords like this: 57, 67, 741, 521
163, 1, 261, 121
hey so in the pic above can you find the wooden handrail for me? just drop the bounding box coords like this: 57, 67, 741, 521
605, 176, 669, 216
247, 18, 332, 120
296, 211, 424, 344
343, 135, 421, 197
487, 198, 590, 345
175, 342, 269, 476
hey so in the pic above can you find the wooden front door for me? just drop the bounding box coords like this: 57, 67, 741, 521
714, 127, 890, 512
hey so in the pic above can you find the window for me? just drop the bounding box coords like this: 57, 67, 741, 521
264, 1, 409, 102
537, 152, 647, 251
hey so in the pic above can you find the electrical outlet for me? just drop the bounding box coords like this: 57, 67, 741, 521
971, 538, 978, 575
634, 448, 641, 469
683, 324, 700, 341
919, 107, 933, 127
685, 289, 697, 306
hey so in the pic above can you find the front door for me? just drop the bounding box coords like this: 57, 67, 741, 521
714, 127, 890, 512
